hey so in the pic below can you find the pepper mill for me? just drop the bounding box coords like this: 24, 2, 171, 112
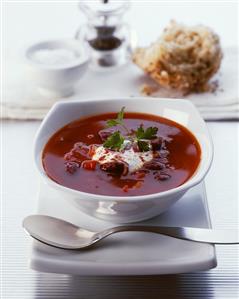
75, 0, 136, 70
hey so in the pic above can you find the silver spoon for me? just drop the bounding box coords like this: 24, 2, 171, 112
23, 215, 239, 250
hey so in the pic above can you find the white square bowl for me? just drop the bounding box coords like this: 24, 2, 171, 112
34, 97, 213, 223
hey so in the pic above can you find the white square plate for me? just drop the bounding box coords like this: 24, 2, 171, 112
30, 181, 217, 275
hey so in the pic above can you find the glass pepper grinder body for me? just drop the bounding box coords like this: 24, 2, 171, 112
76, 0, 134, 69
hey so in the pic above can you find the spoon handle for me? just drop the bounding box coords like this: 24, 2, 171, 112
99, 226, 239, 244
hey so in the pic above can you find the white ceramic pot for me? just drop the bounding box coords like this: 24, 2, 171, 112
25, 39, 89, 97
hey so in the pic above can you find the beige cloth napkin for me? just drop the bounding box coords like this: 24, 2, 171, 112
1, 47, 238, 121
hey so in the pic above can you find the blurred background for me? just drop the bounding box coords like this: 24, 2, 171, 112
2, 1, 238, 118
3, 1, 238, 52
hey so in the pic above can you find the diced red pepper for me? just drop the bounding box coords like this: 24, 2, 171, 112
88, 145, 96, 158
133, 181, 142, 189
82, 160, 97, 171
135, 171, 146, 179
122, 185, 129, 192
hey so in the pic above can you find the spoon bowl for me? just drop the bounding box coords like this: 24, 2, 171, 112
23, 215, 97, 249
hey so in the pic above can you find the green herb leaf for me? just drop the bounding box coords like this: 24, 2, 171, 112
106, 107, 125, 128
117, 106, 125, 122
104, 107, 158, 152
106, 119, 120, 127
135, 126, 144, 139
136, 126, 158, 140
137, 140, 150, 152
103, 131, 125, 150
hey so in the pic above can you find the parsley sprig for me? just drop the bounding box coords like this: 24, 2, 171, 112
135, 125, 158, 151
136, 126, 158, 140
106, 107, 130, 135
103, 131, 125, 151
137, 140, 150, 152
103, 107, 159, 152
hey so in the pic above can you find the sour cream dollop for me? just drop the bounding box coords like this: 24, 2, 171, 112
92, 145, 153, 173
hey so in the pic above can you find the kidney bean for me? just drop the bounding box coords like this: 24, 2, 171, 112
150, 137, 163, 150
144, 160, 165, 170
64, 161, 80, 174
159, 149, 169, 158
154, 172, 171, 181
98, 129, 114, 142
100, 161, 128, 176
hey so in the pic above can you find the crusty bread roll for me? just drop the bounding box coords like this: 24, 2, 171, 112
132, 21, 223, 94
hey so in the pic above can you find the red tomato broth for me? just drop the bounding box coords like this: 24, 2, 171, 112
42, 112, 201, 196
